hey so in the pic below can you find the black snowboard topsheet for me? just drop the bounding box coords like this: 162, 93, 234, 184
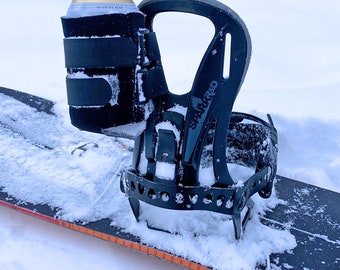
1, 176, 338, 270
0, 87, 339, 269
0, 86, 54, 114
260, 176, 339, 269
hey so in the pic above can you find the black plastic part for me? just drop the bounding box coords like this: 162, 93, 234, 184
140, 66, 169, 100
128, 197, 141, 222
156, 129, 176, 164
122, 168, 269, 214
144, 32, 161, 62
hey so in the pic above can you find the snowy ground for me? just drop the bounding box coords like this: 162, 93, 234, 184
0, 0, 339, 269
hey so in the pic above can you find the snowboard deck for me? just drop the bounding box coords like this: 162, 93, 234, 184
0, 86, 54, 115
260, 176, 339, 269
1, 176, 339, 270
0, 87, 339, 269
0, 191, 202, 269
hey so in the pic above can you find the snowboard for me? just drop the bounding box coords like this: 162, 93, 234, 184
0, 87, 339, 270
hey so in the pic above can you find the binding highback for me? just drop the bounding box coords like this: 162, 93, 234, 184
120, 0, 277, 239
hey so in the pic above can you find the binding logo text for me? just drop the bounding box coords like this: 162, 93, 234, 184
190, 81, 218, 129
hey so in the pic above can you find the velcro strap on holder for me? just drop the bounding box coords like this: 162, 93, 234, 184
64, 37, 138, 68
67, 77, 112, 106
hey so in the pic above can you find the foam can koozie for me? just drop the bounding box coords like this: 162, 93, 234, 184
62, 0, 148, 135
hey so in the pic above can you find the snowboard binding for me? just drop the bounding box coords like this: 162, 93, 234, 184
62, 0, 278, 240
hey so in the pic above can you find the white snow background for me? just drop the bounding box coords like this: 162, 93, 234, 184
0, 0, 339, 269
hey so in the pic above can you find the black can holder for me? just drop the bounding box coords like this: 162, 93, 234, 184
61, 12, 155, 133
62, 0, 278, 240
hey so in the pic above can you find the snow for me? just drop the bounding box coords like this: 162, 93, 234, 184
156, 121, 181, 143
155, 162, 176, 180
0, 0, 340, 269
